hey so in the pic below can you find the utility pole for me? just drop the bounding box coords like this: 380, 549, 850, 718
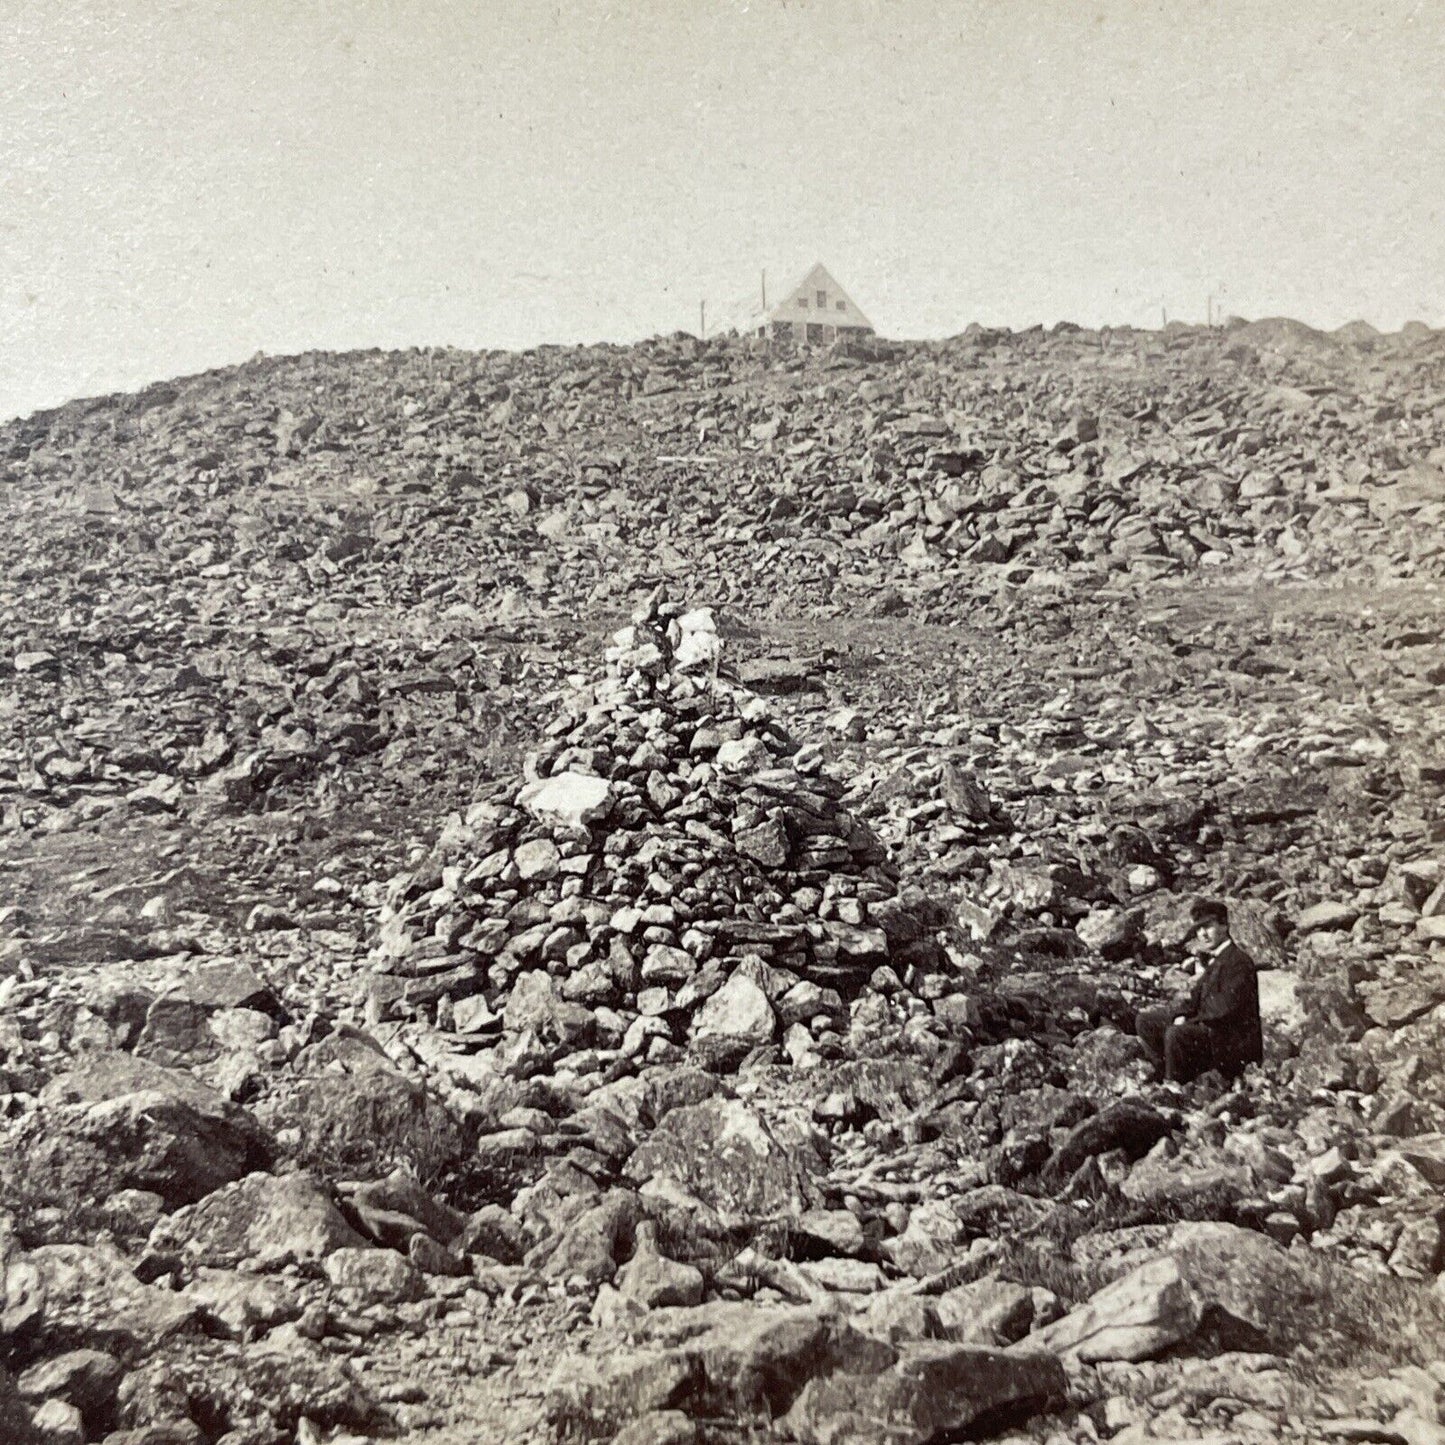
1206, 293, 1214, 328
761, 270, 767, 311
699, 299, 706, 338
1162, 306, 1168, 328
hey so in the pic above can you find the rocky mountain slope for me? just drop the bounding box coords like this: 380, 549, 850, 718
3, 321, 1445, 1444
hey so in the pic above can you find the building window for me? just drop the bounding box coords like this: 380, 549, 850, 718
797, 297, 808, 308
835, 300, 846, 311
806, 323, 825, 343
816, 290, 827, 307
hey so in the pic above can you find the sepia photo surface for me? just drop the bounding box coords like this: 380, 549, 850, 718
2, 4, 1445, 1443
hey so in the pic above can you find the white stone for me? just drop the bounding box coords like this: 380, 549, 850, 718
672, 607, 721, 672
715, 737, 770, 773
675, 607, 716, 635
1257, 969, 1306, 1040
513, 838, 561, 880
1026, 1255, 1199, 1362
323, 1246, 424, 1305
691, 974, 774, 1045
518, 771, 613, 830
674, 630, 720, 672
31, 1398, 84, 1445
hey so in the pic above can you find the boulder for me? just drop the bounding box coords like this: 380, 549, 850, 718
323, 1246, 425, 1305
259, 1063, 468, 1185
734, 819, 790, 868
689, 1307, 895, 1418
880, 1198, 965, 1278
22, 1243, 199, 1357
1225, 899, 1288, 970
933, 1276, 1037, 1345
785, 1343, 1066, 1445
16, 1348, 123, 1426
459, 1204, 532, 1266
530, 1190, 640, 1286
624, 1098, 818, 1228
1295, 901, 1359, 934
114, 1332, 380, 1438
1257, 969, 1308, 1042
514, 838, 562, 880
855, 1290, 942, 1345
794, 1209, 865, 1258
714, 737, 770, 772
181, 1269, 301, 1341
2, 1223, 43, 1339
1029, 1221, 1445, 1365
518, 771, 614, 830
551, 1302, 895, 1436
150, 1172, 364, 1268
1121, 1148, 1251, 1214
1024, 1255, 1199, 1362
131, 997, 223, 1068
689, 974, 774, 1054
548, 1349, 697, 1440
344, 1168, 467, 1247
161, 960, 278, 1015
15, 1054, 274, 1207
1167, 1221, 1382, 1352
617, 1222, 704, 1309
37, 1397, 85, 1443
1042, 1100, 1176, 1189
503, 970, 596, 1047
132, 962, 281, 1067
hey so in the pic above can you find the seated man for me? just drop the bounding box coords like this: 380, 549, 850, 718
1136, 905, 1263, 1085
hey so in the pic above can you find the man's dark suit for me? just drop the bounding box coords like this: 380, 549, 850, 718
1137, 941, 1263, 1084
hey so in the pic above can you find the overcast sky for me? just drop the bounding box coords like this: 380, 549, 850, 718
2, 0, 1441, 420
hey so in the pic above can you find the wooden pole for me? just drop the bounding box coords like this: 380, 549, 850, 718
699, 300, 706, 337
761, 270, 767, 311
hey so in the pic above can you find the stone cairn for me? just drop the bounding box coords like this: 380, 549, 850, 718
368, 593, 947, 1076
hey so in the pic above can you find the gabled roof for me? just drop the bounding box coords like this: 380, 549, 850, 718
717, 263, 873, 335
766, 262, 873, 331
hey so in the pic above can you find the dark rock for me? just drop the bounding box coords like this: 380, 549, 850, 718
1042, 1100, 1178, 1189
12, 1054, 273, 1208
785, 1343, 1066, 1445
259, 1062, 468, 1186
0, 1365, 40, 1445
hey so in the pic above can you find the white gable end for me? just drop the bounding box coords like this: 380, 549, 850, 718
767, 263, 873, 332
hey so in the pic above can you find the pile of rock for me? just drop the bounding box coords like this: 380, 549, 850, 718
9, 329, 1445, 1442
367, 593, 950, 1078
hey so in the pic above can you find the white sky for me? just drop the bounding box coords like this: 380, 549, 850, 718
2, 0, 1442, 420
